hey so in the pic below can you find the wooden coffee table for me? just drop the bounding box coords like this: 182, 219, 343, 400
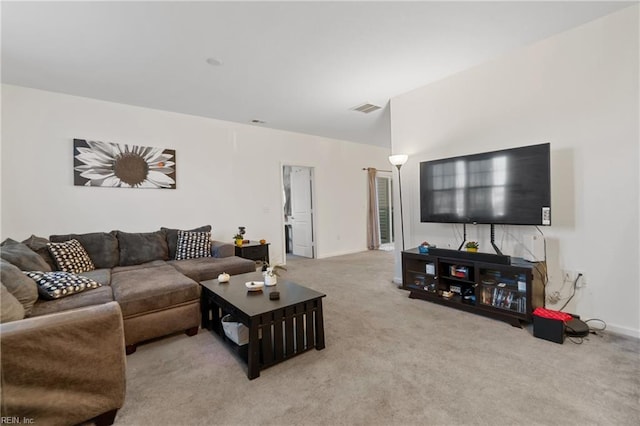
200, 271, 326, 379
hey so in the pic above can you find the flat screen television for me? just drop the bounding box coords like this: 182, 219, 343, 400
420, 143, 551, 225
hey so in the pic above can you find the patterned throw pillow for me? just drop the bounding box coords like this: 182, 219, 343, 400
47, 239, 95, 274
175, 230, 212, 260
24, 271, 102, 300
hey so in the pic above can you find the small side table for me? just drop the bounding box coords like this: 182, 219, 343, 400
235, 241, 270, 264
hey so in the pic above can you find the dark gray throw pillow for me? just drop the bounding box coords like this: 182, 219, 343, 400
161, 225, 211, 260
0, 259, 39, 316
22, 235, 58, 271
50, 232, 119, 269
0, 238, 52, 272
116, 230, 169, 266
1, 284, 25, 323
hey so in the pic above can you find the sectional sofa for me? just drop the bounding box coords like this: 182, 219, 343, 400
0, 225, 256, 425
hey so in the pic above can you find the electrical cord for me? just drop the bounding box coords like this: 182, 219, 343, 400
558, 273, 582, 311
548, 273, 570, 305
535, 226, 550, 282
564, 319, 607, 344
566, 335, 584, 344
530, 226, 551, 307
585, 318, 607, 333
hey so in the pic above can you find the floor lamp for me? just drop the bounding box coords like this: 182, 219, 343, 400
389, 154, 408, 251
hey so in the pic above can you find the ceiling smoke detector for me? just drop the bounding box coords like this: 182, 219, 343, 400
352, 103, 382, 114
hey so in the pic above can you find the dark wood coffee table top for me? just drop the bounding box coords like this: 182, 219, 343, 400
200, 271, 325, 317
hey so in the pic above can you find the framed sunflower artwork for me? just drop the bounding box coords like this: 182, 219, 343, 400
73, 139, 176, 189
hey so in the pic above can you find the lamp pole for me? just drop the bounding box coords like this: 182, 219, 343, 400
388, 154, 408, 251
396, 164, 405, 251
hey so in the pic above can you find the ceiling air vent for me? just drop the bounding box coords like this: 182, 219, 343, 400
352, 103, 381, 114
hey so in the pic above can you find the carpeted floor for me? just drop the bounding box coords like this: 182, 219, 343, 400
116, 250, 639, 425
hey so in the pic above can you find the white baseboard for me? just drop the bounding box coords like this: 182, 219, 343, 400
316, 248, 366, 259
605, 323, 640, 340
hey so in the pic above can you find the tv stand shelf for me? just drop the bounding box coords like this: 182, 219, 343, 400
402, 248, 544, 327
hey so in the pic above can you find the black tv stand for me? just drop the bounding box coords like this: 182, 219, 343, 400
402, 248, 545, 326
457, 223, 504, 256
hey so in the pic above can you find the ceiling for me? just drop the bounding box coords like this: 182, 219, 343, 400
1, 1, 632, 148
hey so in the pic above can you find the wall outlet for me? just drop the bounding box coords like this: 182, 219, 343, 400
563, 270, 587, 287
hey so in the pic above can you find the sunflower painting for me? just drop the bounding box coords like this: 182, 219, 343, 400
73, 139, 176, 189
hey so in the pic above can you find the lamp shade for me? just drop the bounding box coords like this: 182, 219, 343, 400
388, 154, 408, 166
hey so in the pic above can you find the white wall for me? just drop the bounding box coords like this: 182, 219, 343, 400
1, 85, 390, 265
390, 6, 639, 337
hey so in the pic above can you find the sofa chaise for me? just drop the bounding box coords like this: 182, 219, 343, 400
0, 225, 257, 425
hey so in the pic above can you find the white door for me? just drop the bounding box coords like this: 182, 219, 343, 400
290, 166, 314, 258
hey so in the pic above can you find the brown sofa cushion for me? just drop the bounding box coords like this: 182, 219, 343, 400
112, 260, 167, 274
0, 259, 38, 316
116, 231, 168, 266
0, 239, 52, 272
1, 284, 25, 323
168, 256, 256, 282
110, 265, 199, 317
211, 240, 234, 258
161, 225, 211, 260
22, 235, 57, 270
50, 232, 119, 269
79, 268, 111, 286
29, 285, 114, 317
0, 302, 126, 425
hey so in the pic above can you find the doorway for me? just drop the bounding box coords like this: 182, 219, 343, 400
376, 174, 395, 250
282, 165, 315, 259
376, 175, 394, 245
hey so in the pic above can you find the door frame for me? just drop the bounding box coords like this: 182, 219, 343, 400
280, 163, 317, 261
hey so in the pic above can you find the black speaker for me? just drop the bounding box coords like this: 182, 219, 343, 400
427, 248, 511, 265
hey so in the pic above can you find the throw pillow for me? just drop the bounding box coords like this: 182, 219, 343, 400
175, 230, 212, 260
22, 235, 58, 270
47, 239, 95, 274
161, 225, 212, 260
0, 259, 39, 316
24, 271, 101, 300
49, 232, 119, 269
0, 238, 52, 272
115, 230, 169, 266
1, 284, 25, 323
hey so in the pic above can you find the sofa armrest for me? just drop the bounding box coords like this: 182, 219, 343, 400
211, 240, 235, 258
0, 301, 126, 425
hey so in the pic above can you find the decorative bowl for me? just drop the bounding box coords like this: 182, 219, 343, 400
245, 281, 264, 291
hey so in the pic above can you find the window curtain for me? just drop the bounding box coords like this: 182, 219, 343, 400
367, 168, 380, 250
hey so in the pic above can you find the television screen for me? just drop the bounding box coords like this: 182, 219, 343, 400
420, 143, 551, 225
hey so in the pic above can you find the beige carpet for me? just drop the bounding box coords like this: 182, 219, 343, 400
116, 250, 639, 425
